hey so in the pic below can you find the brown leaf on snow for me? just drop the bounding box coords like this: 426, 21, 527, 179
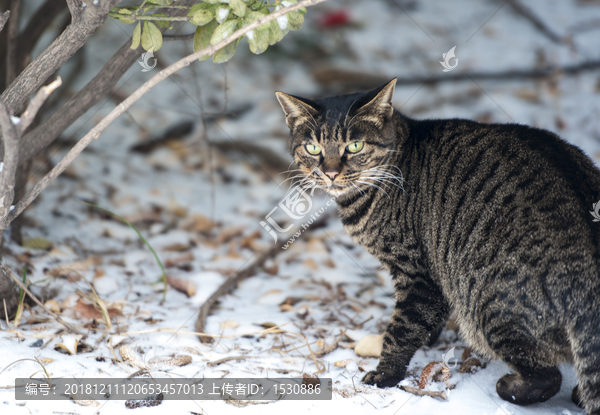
280, 297, 303, 306
181, 214, 216, 234
166, 275, 197, 297
217, 225, 245, 244
72, 298, 122, 320
302, 258, 318, 270
162, 243, 191, 252
47, 256, 102, 280
164, 252, 194, 268
419, 361, 451, 389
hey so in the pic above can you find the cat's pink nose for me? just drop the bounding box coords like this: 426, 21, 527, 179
325, 171, 340, 180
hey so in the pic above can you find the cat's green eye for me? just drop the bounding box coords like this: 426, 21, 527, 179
347, 141, 364, 153
305, 144, 322, 155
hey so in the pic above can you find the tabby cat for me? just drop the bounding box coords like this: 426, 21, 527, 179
276, 79, 600, 414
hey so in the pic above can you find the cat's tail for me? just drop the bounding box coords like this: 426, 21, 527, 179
569, 307, 600, 414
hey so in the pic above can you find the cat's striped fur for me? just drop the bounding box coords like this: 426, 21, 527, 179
276, 79, 600, 413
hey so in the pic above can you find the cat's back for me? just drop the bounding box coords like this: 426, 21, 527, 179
408, 116, 600, 285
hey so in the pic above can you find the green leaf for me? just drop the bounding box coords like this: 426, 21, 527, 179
22, 237, 53, 250
247, 28, 269, 54
188, 2, 212, 14
230, 0, 247, 18
210, 19, 240, 45
189, 9, 214, 26
141, 21, 163, 52
152, 13, 171, 29
215, 5, 231, 24
274, 5, 291, 36
115, 9, 136, 24
131, 22, 141, 49
213, 38, 241, 63
146, 0, 173, 5
287, 11, 304, 30
268, 19, 283, 45
204, 0, 222, 4
244, 10, 269, 31
193, 19, 219, 61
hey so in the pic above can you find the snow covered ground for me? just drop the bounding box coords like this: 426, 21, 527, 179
2, 0, 600, 414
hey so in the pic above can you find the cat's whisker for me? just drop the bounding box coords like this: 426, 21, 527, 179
350, 181, 365, 196
279, 175, 308, 188
360, 175, 404, 192
360, 174, 404, 192
279, 169, 305, 176
343, 99, 360, 128
347, 108, 368, 131
357, 180, 391, 200
361, 170, 405, 186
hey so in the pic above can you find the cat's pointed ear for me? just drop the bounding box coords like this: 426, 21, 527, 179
275, 92, 319, 129
349, 78, 397, 125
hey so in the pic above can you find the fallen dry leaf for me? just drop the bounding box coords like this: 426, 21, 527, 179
217, 225, 245, 244
302, 258, 318, 270
44, 300, 60, 314
166, 275, 197, 297
334, 359, 353, 368
164, 252, 194, 268
181, 214, 216, 234
72, 298, 122, 320
280, 304, 294, 312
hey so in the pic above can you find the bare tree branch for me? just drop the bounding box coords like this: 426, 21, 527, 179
506, 0, 564, 44
19, 0, 199, 163
0, 0, 120, 113
16, 0, 68, 72
16, 77, 62, 136
163, 33, 195, 42
2, 264, 85, 335
0, 97, 19, 235
0, 10, 9, 34
9, 0, 329, 223
0, 78, 61, 239
5, 0, 20, 86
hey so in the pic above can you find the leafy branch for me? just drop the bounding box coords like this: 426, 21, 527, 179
111, 0, 308, 62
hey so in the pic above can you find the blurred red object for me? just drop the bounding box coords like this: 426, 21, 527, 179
319, 10, 351, 29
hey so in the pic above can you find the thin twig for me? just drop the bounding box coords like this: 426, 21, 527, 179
163, 33, 195, 42
1, 264, 85, 336
506, 0, 564, 43
400, 385, 447, 399
315, 329, 346, 357
0, 97, 19, 237
5, 0, 21, 86
8, 0, 328, 225
207, 355, 257, 367
0, 11, 9, 34
16, 77, 62, 135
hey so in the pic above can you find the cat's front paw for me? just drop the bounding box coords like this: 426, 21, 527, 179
362, 368, 404, 388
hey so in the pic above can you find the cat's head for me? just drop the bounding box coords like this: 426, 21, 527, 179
276, 79, 399, 198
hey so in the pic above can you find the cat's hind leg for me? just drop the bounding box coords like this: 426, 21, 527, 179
490, 330, 561, 405
569, 312, 600, 415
